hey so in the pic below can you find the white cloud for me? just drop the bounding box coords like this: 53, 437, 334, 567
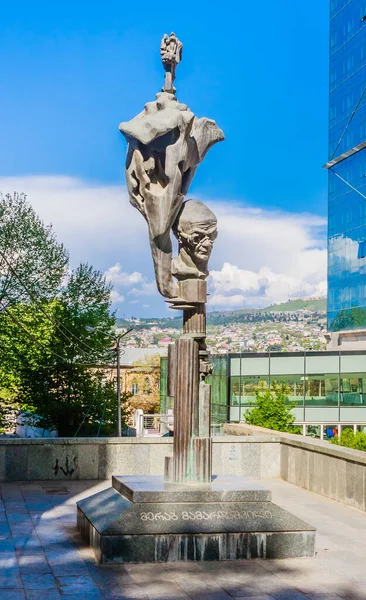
105, 263, 145, 287
128, 281, 157, 297
205, 200, 327, 308
209, 262, 327, 309
0, 175, 150, 272
208, 201, 326, 276
110, 289, 125, 303
0, 175, 327, 313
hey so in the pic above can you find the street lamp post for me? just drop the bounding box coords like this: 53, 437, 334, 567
116, 335, 122, 437
85, 326, 133, 437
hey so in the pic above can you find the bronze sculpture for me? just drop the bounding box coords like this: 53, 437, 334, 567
119, 32, 224, 483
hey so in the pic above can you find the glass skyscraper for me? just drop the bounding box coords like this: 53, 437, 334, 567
327, 0, 366, 334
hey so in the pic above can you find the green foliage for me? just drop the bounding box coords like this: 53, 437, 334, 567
244, 381, 297, 433
0, 192, 68, 307
330, 428, 366, 452
17, 264, 127, 436
0, 192, 129, 437
0, 302, 54, 393
267, 344, 283, 352
0, 390, 20, 433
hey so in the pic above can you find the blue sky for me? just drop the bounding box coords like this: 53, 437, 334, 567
0, 0, 330, 317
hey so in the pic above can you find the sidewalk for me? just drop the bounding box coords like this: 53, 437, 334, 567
0, 477, 365, 599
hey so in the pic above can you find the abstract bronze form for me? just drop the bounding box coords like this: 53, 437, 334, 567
119, 33, 223, 301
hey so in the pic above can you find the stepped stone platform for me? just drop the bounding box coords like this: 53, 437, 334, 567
77, 475, 316, 563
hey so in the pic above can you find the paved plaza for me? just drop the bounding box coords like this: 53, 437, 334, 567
0, 477, 365, 599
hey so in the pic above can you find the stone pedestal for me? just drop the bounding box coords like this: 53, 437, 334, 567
167, 336, 212, 484
77, 475, 316, 563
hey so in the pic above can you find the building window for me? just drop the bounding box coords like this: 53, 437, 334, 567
131, 380, 138, 395
230, 377, 242, 406
305, 375, 339, 406
269, 376, 305, 405
358, 240, 366, 259
144, 376, 151, 395
241, 377, 268, 406
341, 374, 364, 405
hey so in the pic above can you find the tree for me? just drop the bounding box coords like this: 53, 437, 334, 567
0, 192, 70, 432
17, 264, 129, 436
244, 381, 297, 433
0, 193, 68, 310
0, 192, 131, 436
0, 299, 58, 433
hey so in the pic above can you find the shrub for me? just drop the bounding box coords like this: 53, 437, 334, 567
244, 381, 298, 433
330, 428, 366, 452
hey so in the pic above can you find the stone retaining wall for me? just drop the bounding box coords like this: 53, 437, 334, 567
224, 422, 366, 512
0, 436, 281, 482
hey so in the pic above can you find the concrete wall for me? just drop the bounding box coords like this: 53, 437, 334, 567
225, 422, 366, 512
280, 435, 366, 512
6, 427, 366, 514
0, 436, 281, 482
326, 329, 366, 350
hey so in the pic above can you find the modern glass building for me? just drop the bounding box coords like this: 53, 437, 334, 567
227, 350, 366, 427
326, 0, 366, 334
160, 351, 366, 437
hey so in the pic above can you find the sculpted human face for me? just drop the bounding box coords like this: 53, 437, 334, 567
185, 222, 218, 264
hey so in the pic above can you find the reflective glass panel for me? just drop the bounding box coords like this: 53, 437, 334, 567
341, 373, 364, 404
241, 376, 269, 405
207, 356, 228, 424
305, 375, 339, 406
269, 376, 305, 405
328, 0, 366, 332
230, 376, 242, 406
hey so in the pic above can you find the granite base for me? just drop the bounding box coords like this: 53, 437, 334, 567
77, 475, 316, 563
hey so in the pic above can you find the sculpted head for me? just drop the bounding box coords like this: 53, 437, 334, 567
173, 200, 217, 276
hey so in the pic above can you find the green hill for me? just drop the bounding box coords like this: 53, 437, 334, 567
116, 297, 327, 329
263, 298, 326, 312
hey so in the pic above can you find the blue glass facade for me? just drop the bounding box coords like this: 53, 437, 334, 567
327, 0, 366, 332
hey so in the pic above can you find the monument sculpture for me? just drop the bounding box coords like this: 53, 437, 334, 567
119, 33, 223, 483
77, 34, 316, 562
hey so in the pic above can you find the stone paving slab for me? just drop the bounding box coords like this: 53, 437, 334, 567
1, 478, 366, 599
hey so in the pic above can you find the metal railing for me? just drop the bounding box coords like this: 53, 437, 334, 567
135, 413, 173, 437
134, 411, 224, 438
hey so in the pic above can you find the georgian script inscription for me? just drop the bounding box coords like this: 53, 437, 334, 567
140, 509, 273, 522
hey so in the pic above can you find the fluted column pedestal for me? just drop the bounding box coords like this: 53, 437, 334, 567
165, 280, 213, 484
